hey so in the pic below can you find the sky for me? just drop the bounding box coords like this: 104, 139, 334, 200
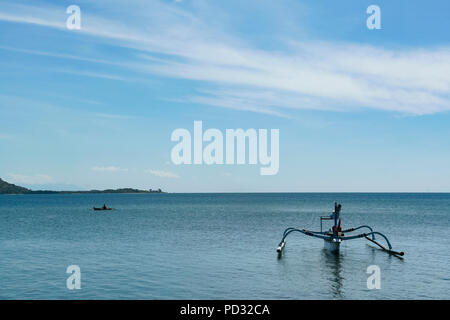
0, 0, 450, 192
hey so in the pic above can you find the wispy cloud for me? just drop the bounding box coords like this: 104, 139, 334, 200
1, 1, 450, 116
0, 133, 14, 140
7, 173, 54, 185
0, 45, 117, 66
49, 68, 129, 81
0, 3, 65, 29
93, 113, 134, 120
145, 169, 179, 178
91, 166, 128, 172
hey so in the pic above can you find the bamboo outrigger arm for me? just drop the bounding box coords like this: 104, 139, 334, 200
278, 228, 332, 253
342, 225, 375, 240
340, 232, 391, 248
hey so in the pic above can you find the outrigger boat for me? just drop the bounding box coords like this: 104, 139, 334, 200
277, 202, 404, 257
93, 204, 113, 211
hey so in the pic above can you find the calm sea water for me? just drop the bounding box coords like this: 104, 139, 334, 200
0, 193, 449, 299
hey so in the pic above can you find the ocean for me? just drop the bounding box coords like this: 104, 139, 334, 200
0, 193, 449, 299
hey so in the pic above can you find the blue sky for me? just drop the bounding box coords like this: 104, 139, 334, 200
1, 0, 450, 192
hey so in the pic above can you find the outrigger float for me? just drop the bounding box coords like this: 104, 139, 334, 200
277, 203, 404, 257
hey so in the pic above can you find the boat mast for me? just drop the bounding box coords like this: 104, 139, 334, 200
333, 202, 341, 237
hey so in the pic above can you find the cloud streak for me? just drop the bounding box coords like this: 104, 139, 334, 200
145, 169, 179, 178
91, 166, 128, 172
7, 173, 54, 185
1, 1, 449, 116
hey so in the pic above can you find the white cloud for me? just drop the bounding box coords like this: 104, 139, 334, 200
7, 173, 54, 185
91, 166, 128, 172
145, 169, 179, 178
1, 1, 450, 116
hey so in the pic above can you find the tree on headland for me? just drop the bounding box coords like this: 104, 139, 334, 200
0, 178, 165, 194
0, 178, 31, 194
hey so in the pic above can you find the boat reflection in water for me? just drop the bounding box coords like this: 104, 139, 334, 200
320, 249, 344, 299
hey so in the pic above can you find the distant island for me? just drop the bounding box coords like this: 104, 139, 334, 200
0, 178, 165, 194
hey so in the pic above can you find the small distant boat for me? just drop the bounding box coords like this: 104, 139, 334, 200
93, 205, 113, 211
277, 202, 404, 258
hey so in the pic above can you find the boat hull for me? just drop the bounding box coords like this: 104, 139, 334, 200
324, 238, 341, 252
